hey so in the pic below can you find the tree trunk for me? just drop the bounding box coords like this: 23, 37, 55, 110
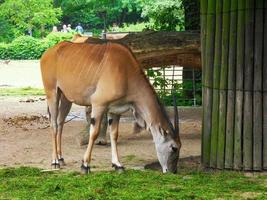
75, 31, 201, 69
182, 0, 201, 99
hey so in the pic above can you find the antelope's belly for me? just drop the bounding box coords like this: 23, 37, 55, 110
58, 81, 96, 106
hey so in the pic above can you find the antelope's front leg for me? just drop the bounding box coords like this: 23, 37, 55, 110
108, 113, 124, 172
81, 105, 106, 174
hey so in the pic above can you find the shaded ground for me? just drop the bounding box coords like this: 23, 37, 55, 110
0, 96, 202, 172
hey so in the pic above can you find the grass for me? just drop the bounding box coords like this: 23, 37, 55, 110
0, 87, 44, 96
0, 167, 266, 200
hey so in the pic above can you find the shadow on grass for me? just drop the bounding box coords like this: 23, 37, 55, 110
145, 156, 207, 173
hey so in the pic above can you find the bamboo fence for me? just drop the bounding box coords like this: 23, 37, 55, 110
201, 0, 266, 170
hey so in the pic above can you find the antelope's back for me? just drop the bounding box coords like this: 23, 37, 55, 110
40, 41, 140, 104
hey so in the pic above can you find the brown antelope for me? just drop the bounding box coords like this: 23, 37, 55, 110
40, 40, 181, 174
72, 34, 143, 145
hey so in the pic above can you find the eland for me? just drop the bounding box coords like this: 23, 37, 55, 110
40, 40, 181, 173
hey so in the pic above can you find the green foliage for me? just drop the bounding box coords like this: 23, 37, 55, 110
0, 18, 18, 43
182, 0, 200, 30
44, 32, 73, 45
0, 0, 62, 42
0, 167, 266, 199
146, 68, 201, 106
111, 22, 149, 32
0, 0, 187, 42
7, 36, 44, 59
59, 0, 144, 31
0, 33, 73, 60
141, 0, 185, 31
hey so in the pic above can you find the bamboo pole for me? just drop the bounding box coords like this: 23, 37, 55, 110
210, 0, 222, 168
202, 0, 215, 167
225, 0, 238, 169
243, 0, 254, 170
253, 0, 264, 171
200, 0, 208, 165
233, 0, 245, 170
217, 0, 231, 169
262, 0, 267, 170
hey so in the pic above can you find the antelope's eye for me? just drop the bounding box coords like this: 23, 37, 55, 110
171, 146, 178, 152
163, 130, 168, 136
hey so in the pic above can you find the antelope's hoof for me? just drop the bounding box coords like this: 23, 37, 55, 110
112, 163, 125, 173
58, 158, 66, 166
95, 138, 107, 146
51, 163, 60, 169
81, 164, 90, 174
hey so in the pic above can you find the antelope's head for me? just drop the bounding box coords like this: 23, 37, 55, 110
133, 96, 181, 173
151, 99, 181, 173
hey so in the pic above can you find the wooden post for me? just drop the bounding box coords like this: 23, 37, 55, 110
202, 0, 215, 166
225, 0, 237, 169
263, 0, 267, 170
200, 0, 208, 164
233, 0, 245, 170
217, 0, 231, 169
243, 0, 254, 171
210, 0, 222, 168
253, 0, 264, 171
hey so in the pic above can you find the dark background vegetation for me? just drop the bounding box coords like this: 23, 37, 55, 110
0, 0, 199, 42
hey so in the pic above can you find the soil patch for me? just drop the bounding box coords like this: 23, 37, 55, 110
0, 97, 202, 172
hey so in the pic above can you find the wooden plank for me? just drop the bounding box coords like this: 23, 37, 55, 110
225, 0, 238, 169
210, 0, 223, 168
253, 0, 264, 171
243, 0, 254, 170
200, 0, 208, 165
263, 0, 267, 170
202, 0, 216, 167
233, 0, 245, 170
217, 0, 231, 169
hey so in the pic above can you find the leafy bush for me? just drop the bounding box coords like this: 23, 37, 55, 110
111, 22, 150, 32
141, 0, 185, 31
0, 33, 73, 60
146, 68, 202, 106
44, 32, 73, 45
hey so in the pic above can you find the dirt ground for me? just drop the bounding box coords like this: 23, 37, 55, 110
0, 96, 202, 172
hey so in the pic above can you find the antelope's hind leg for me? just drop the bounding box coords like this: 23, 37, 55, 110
57, 93, 72, 166
109, 113, 124, 173
47, 89, 61, 169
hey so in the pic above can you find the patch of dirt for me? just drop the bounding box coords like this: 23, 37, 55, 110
239, 192, 263, 200
0, 97, 202, 172
3, 114, 49, 130
19, 97, 46, 103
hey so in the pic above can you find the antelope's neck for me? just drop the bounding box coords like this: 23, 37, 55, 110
129, 73, 163, 128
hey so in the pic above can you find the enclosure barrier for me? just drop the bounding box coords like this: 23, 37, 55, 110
201, 0, 267, 170
146, 66, 202, 106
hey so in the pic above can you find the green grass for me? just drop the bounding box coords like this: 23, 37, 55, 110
0, 87, 44, 96
0, 167, 266, 200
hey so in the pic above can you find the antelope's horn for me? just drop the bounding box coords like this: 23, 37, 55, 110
173, 96, 179, 136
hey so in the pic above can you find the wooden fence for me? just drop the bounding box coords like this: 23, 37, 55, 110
201, 0, 267, 170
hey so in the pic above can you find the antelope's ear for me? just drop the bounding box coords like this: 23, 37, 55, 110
132, 108, 146, 128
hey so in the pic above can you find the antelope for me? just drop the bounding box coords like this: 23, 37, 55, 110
40, 40, 181, 174
72, 34, 143, 145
